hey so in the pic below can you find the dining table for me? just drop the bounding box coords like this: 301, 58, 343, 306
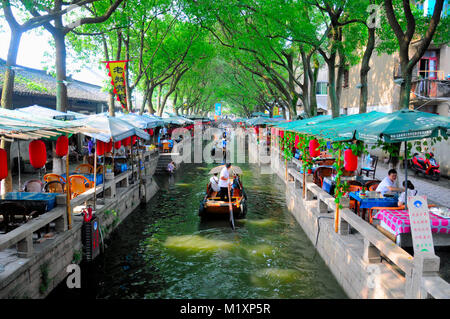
0, 192, 58, 214
348, 191, 399, 220
373, 208, 450, 247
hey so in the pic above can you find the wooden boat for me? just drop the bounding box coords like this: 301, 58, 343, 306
199, 166, 247, 219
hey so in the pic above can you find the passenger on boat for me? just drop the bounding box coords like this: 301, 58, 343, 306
231, 174, 241, 191
210, 173, 220, 192
218, 163, 232, 201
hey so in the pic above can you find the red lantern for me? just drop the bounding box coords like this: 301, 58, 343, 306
114, 141, 121, 150
280, 130, 284, 138
149, 128, 154, 136
344, 149, 358, 171
122, 136, 131, 147
55, 135, 69, 157
0, 148, 7, 181
309, 139, 320, 157
105, 140, 113, 153
97, 141, 105, 156
294, 135, 300, 149
132, 136, 137, 145
29, 140, 47, 169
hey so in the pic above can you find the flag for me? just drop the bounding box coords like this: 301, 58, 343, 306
103, 60, 129, 111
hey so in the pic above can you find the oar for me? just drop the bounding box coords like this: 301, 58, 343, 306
228, 184, 235, 230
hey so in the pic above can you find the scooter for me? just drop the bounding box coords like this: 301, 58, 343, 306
410, 152, 440, 181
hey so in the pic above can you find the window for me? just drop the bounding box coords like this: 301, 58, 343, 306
419, 50, 439, 79
343, 69, 349, 88
316, 82, 328, 95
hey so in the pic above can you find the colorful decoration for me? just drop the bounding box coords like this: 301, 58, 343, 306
309, 139, 320, 157
103, 60, 129, 111
294, 135, 300, 149
0, 148, 7, 180
122, 136, 131, 147
97, 141, 105, 156
344, 149, 358, 171
29, 140, 47, 169
55, 135, 69, 157
114, 141, 121, 150
105, 140, 113, 153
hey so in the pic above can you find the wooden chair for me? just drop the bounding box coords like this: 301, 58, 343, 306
75, 163, 94, 174
68, 175, 94, 198
23, 179, 44, 192
313, 167, 336, 188
360, 155, 378, 179
43, 173, 66, 184
44, 181, 65, 193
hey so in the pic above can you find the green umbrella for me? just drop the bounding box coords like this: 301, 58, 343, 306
355, 109, 450, 143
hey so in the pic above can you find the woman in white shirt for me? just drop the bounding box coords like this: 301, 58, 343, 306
398, 180, 418, 207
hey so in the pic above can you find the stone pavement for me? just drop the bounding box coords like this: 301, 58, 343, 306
375, 163, 450, 208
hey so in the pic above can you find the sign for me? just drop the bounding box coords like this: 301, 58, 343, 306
273, 107, 279, 116
407, 195, 434, 255
215, 103, 221, 116
103, 60, 129, 111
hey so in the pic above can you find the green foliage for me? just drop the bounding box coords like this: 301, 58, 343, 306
39, 262, 50, 295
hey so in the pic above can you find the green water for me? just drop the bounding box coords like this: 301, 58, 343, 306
78, 161, 347, 299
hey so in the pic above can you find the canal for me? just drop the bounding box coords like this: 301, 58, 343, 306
49, 156, 347, 299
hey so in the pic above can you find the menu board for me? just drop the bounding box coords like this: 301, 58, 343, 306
407, 195, 434, 255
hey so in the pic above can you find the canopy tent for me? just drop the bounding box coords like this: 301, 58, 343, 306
16, 105, 76, 121
67, 110, 89, 120
72, 114, 150, 143
270, 115, 332, 130
0, 108, 91, 140
233, 117, 247, 123
285, 111, 386, 142
247, 116, 286, 126
116, 112, 164, 129
354, 109, 450, 143
251, 112, 269, 118
141, 113, 165, 126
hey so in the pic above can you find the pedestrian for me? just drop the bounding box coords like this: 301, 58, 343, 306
167, 161, 176, 173
218, 163, 232, 201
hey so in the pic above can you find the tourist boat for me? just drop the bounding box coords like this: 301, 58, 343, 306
199, 165, 247, 219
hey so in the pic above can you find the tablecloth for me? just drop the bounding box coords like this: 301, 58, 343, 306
373, 209, 450, 236
348, 192, 398, 209
0, 192, 58, 213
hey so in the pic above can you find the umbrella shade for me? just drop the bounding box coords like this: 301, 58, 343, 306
117, 112, 163, 129
355, 109, 450, 143
72, 114, 149, 142
270, 115, 332, 130
209, 165, 243, 175
247, 117, 280, 126
16, 105, 75, 121
251, 112, 269, 117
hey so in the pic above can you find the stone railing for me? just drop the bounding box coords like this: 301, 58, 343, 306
275, 146, 450, 299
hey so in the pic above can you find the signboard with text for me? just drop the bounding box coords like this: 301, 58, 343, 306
407, 195, 434, 255
215, 103, 221, 116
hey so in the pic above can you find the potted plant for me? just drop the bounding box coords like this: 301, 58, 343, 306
106, 164, 113, 173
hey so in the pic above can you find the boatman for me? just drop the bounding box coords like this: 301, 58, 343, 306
218, 163, 232, 202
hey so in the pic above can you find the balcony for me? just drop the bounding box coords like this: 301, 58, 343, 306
410, 71, 450, 102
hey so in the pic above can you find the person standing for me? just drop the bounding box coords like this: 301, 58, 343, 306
218, 163, 232, 201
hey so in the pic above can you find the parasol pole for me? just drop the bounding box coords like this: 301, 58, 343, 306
17, 140, 21, 191
66, 143, 72, 230
404, 141, 408, 210
334, 148, 342, 233
93, 141, 97, 211
228, 183, 235, 230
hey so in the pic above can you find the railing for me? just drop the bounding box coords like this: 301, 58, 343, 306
276, 147, 450, 299
410, 78, 450, 99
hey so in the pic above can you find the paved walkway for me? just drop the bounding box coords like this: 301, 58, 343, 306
375, 163, 450, 208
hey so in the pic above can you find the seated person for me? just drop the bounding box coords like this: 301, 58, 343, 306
376, 169, 403, 195
167, 161, 176, 173
209, 173, 220, 193
397, 180, 418, 207
231, 174, 241, 191
168, 139, 174, 149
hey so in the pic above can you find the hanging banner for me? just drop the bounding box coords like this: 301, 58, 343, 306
215, 103, 221, 116
102, 60, 129, 111
273, 107, 279, 116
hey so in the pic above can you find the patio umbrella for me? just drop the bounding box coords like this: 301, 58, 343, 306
354, 109, 450, 208
117, 112, 163, 129
209, 165, 243, 175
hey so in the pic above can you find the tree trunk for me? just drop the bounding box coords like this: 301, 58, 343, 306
328, 57, 339, 118
54, 31, 68, 112
359, 27, 375, 114
399, 64, 413, 110
146, 86, 156, 114
0, 29, 22, 193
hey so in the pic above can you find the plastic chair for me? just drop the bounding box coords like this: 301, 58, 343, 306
313, 167, 336, 188
43, 173, 66, 184
75, 163, 94, 174
23, 179, 44, 192
44, 181, 65, 193
348, 185, 362, 212
364, 180, 380, 189
163, 142, 170, 153
368, 183, 379, 191
96, 165, 104, 174
68, 175, 94, 198
347, 180, 363, 187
